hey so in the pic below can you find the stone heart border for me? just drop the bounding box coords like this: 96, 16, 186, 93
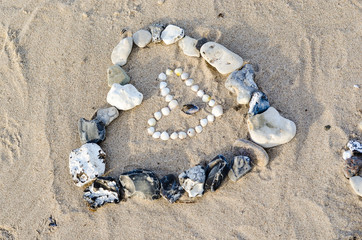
69, 23, 297, 210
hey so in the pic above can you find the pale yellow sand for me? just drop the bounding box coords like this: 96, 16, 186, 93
0, 1, 361, 239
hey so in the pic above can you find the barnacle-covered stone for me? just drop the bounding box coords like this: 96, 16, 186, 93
83, 177, 122, 209
119, 169, 161, 200
248, 91, 270, 116
69, 143, 106, 187
92, 107, 119, 126
179, 165, 205, 198
347, 140, 362, 154
78, 118, 106, 144
160, 174, 185, 203
182, 104, 199, 115
149, 23, 165, 43
233, 139, 269, 167
228, 155, 252, 182
107, 65, 130, 87
343, 156, 362, 178
205, 155, 230, 192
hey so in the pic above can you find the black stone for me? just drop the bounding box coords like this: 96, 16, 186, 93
160, 174, 185, 203
182, 104, 200, 115
78, 118, 106, 144
205, 155, 230, 192
248, 91, 270, 116
196, 38, 208, 51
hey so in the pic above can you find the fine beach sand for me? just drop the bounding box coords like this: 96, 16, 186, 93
0, 0, 361, 239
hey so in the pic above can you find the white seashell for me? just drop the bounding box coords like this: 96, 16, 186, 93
159, 81, 167, 89
152, 132, 161, 139
207, 114, 215, 123
154, 111, 162, 120
107, 84, 143, 110
147, 127, 155, 135
181, 72, 189, 80
187, 128, 196, 137
200, 119, 208, 127
191, 85, 199, 92
133, 30, 152, 48
178, 131, 187, 139
160, 131, 170, 141
158, 72, 167, 80
148, 118, 156, 126
197, 90, 205, 97
170, 132, 179, 140
161, 25, 185, 45
174, 68, 183, 76
202, 94, 211, 102
165, 94, 173, 102
208, 99, 216, 107
342, 150, 352, 160
212, 105, 223, 117
185, 79, 194, 86
166, 69, 173, 75
161, 87, 170, 96
111, 37, 133, 66
161, 107, 171, 116
195, 125, 203, 133
168, 100, 178, 109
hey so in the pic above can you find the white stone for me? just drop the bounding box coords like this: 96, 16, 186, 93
147, 127, 155, 135
158, 73, 167, 81
166, 69, 173, 75
195, 125, 203, 133
165, 94, 173, 102
200, 42, 243, 75
160, 131, 170, 141
187, 128, 196, 137
161, 87, 170, 96
350, 176, 362, 197
159, 82, 167, 89
148, 118, 156, 126
197, 90, 205, 97
161, 107, 171, 116
168, 100, 178, 109
161, 25, 185, 45
191, 85, 199, 92
94, 107, 119, 126
111, 36, 133, 66
170, 132, 178, 140
247, 107, 297, 148
107, 84, 143, 110
207, 114, 215, 123
174, 68, 182, 76
208, 99, 216, 107
178, 36, 200, 57
185, 79, 193, 86
342, 150, 352, 160
181, 72, 189, 80
69, 143, 106, 187
152, 132, 161, 139
200, 119, 208, 127
133, 29, 152, 48
202, 94, 211, 103
154, 111, 162, 120
178, 131, 187, 139
212, 105, 223, 117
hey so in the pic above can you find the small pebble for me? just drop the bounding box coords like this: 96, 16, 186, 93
107, 84, 143, 110
152, 132, 161, 139
195, 37, 208, 51
160, 131, 170, 141
165, 94, 173, 102
154, 111, 162, 120
161, 107, 171, 116
168, 100, 178, 109
161, 87, 170, 96
158, 72, 167, 81
93, 106, 119, 126
107, 65, 130, 87
133, 29, 152, 48
161, 25, 185, 45
212, 105, 223, 117
78, 118, 106, 144
148, 118, 156, 126
208, 99, 216, 107
195, 125, 203, 133
170, 132, 178, 140
174, 68, 183, 76
187, 128, 196, 137
191, 85, 199, 92
197, 90, 205, 97
148, 127, 155, 135
200, 119, 208, 127
159, 81, 167, 89
324, 125, 331, 131
185, 79, 194, 86
354, 84, 360, 89
166, 69, 173, 75
178, 131, 187, 139
202, 94, 211, 102
342, 150, 352, 160
111, 36, 133, 66
178, 36, 200, 57
181, 72, 189, 80
205, 155, 230, 192
207, 114, 215, 123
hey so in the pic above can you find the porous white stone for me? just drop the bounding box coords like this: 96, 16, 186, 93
160, 131, 170, 141
191, 85, 199, 92
247, 107, 297, 148
208, 99, 216, 107
195, 125, 203, 133
202, 94, 211, 103
185, 79, 193, 86
181, 72, 189, 80
350, 176, 362, 197
197, 90, 205, 97
147, 127, 155, 135
200, 119, 208, 127
187, 128, 196, 137
94, 107, 119, 126
161, 107, 171, 116
161, 25, 185, 45
200, 42, 243, 74
179, 165, 205, 197
166, 69, 173, 75
207, 114, 215, 123
107, 84, 143, 110
159, 81, 167, 89
152, 132, 161, 139
178, 36, 200, 57
178, 131, 187, 139
148, 118, 156, 126
111, 36, 133, 66
174, 68, 183, 76
158, 72, 167, 81
165, 94, 173, 102
212, 105, 223, 117
161, 87, 170, 96
133, 29, 152, 48
154, 111, 162, 120
168, 100, 178, 109
69, 143, 106, 187
170, 132, 178, 140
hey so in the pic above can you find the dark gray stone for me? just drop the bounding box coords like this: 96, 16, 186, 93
160, 174, 185, 203
228, 155, 252, 182
248, 91, 270, 116
182, 104, 200, 115
196, 38, 208, 50
78, 118, 106, 144
205, 155, 230, 192
149, 23, 165, 43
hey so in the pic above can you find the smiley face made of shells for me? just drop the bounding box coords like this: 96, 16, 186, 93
69, 23, 297, 209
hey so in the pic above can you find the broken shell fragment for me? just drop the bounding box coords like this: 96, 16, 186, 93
182, 104, 200, 115
205, 155, 230, 192
160, 174, 185, 203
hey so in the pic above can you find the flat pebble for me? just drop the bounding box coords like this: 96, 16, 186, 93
161, 107, 171, 116
148, 118, 156, 126
111, 36, 133, 66
195, 125, 203, 133
133, 29, 152, 48
107, 84, 143, 110
187, 128, 196, 137
200, 119, 208, 127
160, 131, 170, 140
212, 105, 223, 117
233, 139, 269, 167
147, 127, 155, 135
228, 156, 252, 182
170, 132, 178, 140
191, 85, 199, 92
152, 132, 161, 139
93, 106, 119, 126
178, 131, 187, 139
158, 72, 167, 80
185, 79, 193, 86
165, 94, 173, 102
161, 87, 170, 96
161, 24, 185, 45
154, 111, 162, 120
78, 118, 106, 144
178, 36, 200, 57
350, 176, 362, 197
107, 65, 130, 87
168, 100, 178, 109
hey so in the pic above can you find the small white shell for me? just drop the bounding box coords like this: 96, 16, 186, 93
212, 105, 223, 117
160, 131, 170, 140
166, 69, 173, 75
161, 107, 171, 116
185, 79, 194, 86
202, 94, 211, 102
207, 114, 215, 123
191, 85, 199, 92
200, 119, 208, 127
197, 90, 205, 97
154, 111, 162, 120
187, 128, 196, 137
170, 132, 178, 140
174, 68, 183, 76
147, 127, 155, 135
181, 72, 189, 80
178, 131, 187, 139
159, 81, 167, 89
158, 72, 167, 80
168, 100, 178, 109
165, 94, 173, 102
152, 132, 161, 139
342, 150, 352, 160
161, 87, 170, 96
195, 125, 203, 133
148, 118, 157, 126
208, 99, 216, 107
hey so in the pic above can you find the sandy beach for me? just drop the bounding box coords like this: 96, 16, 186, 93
0, 0, 361, 239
